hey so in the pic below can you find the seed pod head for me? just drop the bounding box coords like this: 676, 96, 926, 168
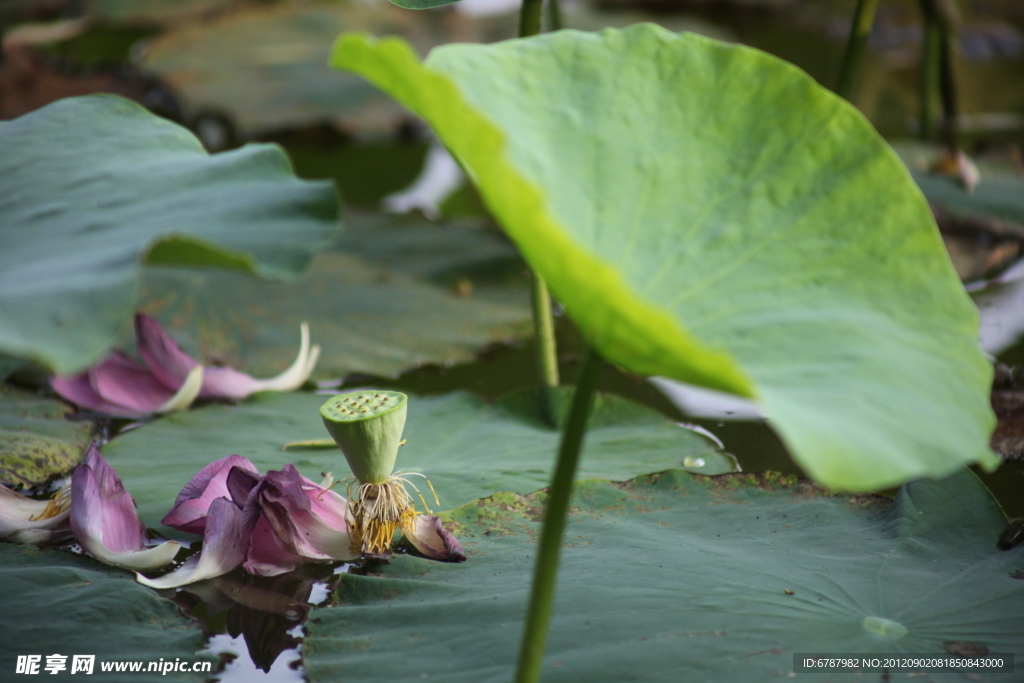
319, 391, 408, 485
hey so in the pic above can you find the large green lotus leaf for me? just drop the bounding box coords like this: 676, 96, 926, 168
136, 216, 529, 379
330, 26, 997, 491
103, 389, 735, 536
0, 95, 339, 374
304, 468, 1022, 682
0, 545, 211, 680
0, 386, 93, 487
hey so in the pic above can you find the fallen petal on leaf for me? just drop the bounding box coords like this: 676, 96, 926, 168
71, 443, 181, 570
137, 496, 253, 588
201, 323, 318, 400
403, 515, 466, 562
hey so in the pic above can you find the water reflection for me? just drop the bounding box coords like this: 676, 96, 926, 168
171, 563, 350, 681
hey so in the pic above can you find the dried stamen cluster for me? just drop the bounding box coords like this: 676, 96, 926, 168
347, 477, 418, 557
29, 485, 72, 521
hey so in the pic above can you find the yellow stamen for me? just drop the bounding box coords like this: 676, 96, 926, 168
346, 474, 426, 557
28, 485, 71, 521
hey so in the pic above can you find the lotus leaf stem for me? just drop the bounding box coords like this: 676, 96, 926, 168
519, 0, 544, 37
515, 347, 604, 683
918, 0, 943, 140
835, 0, 880, 101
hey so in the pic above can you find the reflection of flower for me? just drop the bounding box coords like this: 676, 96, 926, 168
70, 443, 182, 570
52, 314, 319, 417
175, 565, 329, 673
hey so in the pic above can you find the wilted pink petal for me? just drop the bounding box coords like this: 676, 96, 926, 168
0, 484, 71, 544
200, 366, 265, 401
135, 314, 200, 390
163, 455, 258, 534
243, 513, 308, 577
226, 465, 262, 506
200, 323, 319, 400
91, 353, 186, 414
256, 465, 356, 562
51, 373, 138, 417
137, 496, 254, 589
54, 315, 314, 415
403, 515, 466, 562
71, 443, 181, 571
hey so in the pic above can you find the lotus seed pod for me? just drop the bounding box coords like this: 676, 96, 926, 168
319, 391, 408, 485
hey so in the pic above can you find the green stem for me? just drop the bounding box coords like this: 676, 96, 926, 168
546, 0, 563, 32
519, 0, 560, 417
531, 272, 559, 388
519, 0, 543, 38
919, 0, 942, 140
835, 0, 880, 101
515, 347, 604, 683
936, 7, 960, 151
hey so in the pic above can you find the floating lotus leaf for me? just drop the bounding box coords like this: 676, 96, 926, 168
136, 228, 529, 380
304, 468, 1023, 682
0, 95, 338, 374
0, 545, 210, 680
0, 386, 93, 488
103, 389, 735, 536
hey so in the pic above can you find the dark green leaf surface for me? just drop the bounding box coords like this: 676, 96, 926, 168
86, 0, 234, 24
0, 545, 210, 680
103, 389, 735, 536
304, 469, 1023, 682
389, 0, 461, 9
136, 218, 529, 380
0, 95, 338, 374
0, 386, 92, 487
330, 26, 997, 490
137, 3, 459, 134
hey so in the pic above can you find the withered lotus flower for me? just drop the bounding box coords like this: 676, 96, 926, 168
52, 314, 319, 417
320, 390, 465, 562
150, 456, 356, 587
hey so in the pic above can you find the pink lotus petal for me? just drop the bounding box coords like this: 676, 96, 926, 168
52, 372, 141, 417
71, 443, 181, 571
226, 466, 262, 507
243, 513, 308, 577
257, 465, 356, 562
199, 323, 316, 400
137, 496, 254, 589
135, 314, 201, 390
199, 366, 264, 401
90, 352, 184, 414
402, 515, 466, 562
163, 455, 258, 534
